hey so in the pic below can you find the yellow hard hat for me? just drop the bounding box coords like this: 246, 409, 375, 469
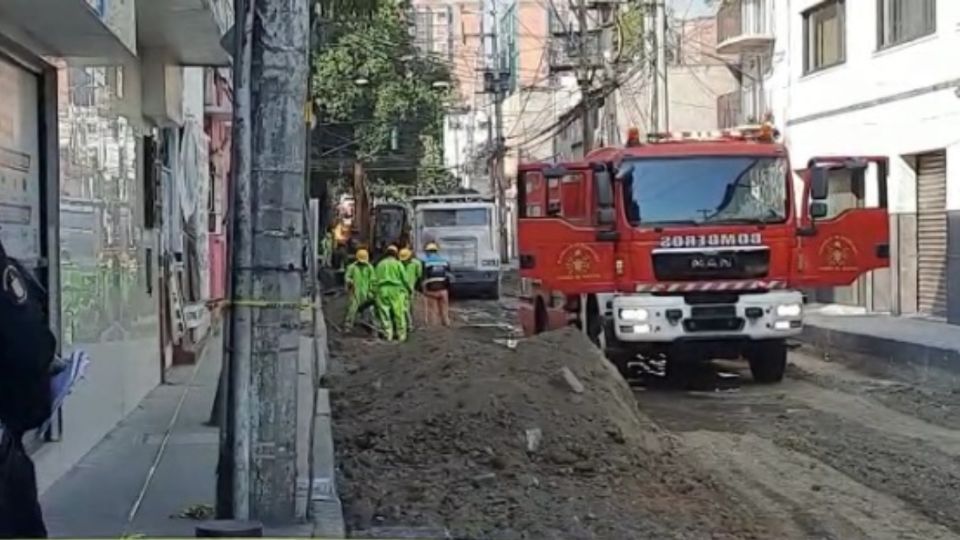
355, 249, 370, 263
399, 248, 412, 261
425, 242, 439, 252
386, 244, 399, 254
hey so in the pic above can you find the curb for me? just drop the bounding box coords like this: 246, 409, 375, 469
309, 388, 345, 539
798, 323, 960, 375
296, 297, 346, 539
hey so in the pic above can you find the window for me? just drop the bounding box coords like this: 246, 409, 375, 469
521, 171, 585, 221
520, 171, 544, 217
803, 0, 845, 74
620, 156, 789, 226
421, 208, 490, 227
877, 0, 936, 49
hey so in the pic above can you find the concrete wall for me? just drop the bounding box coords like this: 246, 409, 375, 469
766, 0, 960, 320
615, 64, 738, 137
36, 60, 162, 494
3, 0, 222, 492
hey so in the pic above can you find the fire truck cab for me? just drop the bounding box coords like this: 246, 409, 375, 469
516, 125, 890, 383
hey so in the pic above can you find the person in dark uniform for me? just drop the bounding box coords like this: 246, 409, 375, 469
0, 237, 56, 538
421, 242, 452, 327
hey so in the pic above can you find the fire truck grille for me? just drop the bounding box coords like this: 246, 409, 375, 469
652, 249, 769, 281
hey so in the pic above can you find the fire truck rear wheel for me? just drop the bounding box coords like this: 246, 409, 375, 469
746, 340, 788, 383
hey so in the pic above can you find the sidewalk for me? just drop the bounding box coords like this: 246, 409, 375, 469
40, 333, 222, 537
800, 306, 960, 375
39, 317, 345, 538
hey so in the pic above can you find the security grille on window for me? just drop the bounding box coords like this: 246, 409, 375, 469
877, 0, 936, 49
803, 0, 845, 74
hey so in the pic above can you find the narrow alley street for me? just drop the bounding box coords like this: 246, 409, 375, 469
323, 283, 960, 539
5, 0, 960, 537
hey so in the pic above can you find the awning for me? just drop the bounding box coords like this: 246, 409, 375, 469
0, 0, 136, 60
137, 0, 231, 66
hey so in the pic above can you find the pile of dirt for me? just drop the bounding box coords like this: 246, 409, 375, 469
327, 322, 769, 539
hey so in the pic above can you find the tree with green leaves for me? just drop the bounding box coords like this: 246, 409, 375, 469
311, 0, 453, 196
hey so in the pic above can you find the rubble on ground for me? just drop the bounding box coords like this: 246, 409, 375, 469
325, 300, 769, 539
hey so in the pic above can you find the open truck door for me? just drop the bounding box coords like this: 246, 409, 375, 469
794, 156, 890, 287
517, 162, 619, 294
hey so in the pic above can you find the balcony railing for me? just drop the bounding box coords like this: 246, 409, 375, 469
717, 1, 742, 45
717, 90, 741, 130
717, 86, 766, 129
716, 0, 773, 54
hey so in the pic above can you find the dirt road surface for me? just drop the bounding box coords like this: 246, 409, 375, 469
326, 292, 960, 539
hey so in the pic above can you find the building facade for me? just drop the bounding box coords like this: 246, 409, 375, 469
554, 14, 736, 160
0, 0, 231, 492
726, 0, 959, 322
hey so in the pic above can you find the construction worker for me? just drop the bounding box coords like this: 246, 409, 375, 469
421, 242, 452, 327
344, 248, 376, 331
374, 245, 410, 341
399, 247, 423, 329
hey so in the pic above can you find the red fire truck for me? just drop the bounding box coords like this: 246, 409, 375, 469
516, 124, 890, 383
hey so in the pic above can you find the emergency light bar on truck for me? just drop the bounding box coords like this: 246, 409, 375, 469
642, 123, 780, 144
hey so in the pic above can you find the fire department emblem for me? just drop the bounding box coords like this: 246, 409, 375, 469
818, 235, 858, 271
557, 243, 601, 280
2, 265, 28, 305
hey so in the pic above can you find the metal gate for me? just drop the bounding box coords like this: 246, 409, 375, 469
916, 151, 948, 318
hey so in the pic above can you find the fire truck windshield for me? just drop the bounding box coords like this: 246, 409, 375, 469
620, 156, 789, 226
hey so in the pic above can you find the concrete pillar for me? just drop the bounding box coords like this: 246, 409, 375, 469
945, 143, 960, 324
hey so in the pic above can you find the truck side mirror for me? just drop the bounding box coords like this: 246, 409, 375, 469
594, 169, 615, 227
809, 201, 828, 219
595, 170, 614, 207
810, 167, 829, 200
597, 207, 615, 226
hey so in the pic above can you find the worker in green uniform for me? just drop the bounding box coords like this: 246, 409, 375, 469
344, 248, 375, 331
399, 247, 423, 330
374, 245, 411, 342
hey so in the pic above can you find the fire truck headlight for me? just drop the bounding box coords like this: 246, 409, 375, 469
619, 308, 649, 321
776, 304, 802, 318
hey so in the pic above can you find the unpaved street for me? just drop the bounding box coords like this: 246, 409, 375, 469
326, 291, 960, 539
633, 351, 960, 539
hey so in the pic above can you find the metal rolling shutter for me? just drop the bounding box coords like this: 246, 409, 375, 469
916, 151, 948, 318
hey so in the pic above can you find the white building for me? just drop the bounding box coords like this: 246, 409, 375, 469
443, 108, 491, 191
720, 0, 959, 322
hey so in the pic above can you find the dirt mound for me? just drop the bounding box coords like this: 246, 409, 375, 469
328, 323, 768, 539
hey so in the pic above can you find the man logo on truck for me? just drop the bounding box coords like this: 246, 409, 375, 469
659, 233, 763, 249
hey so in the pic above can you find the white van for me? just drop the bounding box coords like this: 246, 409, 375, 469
411, 194, 501, 299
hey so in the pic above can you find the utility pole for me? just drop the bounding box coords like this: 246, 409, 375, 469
600, 2, 619, 146
576, 0, 594, 154
225, 0, 308, 524
485, 0, 509, 263
650, 0, 668, 132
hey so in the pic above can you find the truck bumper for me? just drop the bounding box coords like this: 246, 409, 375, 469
611, 290, 804, 343
449, 269, 500, 292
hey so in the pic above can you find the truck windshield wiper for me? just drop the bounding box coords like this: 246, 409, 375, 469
701, 218, 769, 225
640, 219, 702, 227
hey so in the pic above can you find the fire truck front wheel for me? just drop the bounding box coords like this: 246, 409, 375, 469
746, 339, 788, 383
